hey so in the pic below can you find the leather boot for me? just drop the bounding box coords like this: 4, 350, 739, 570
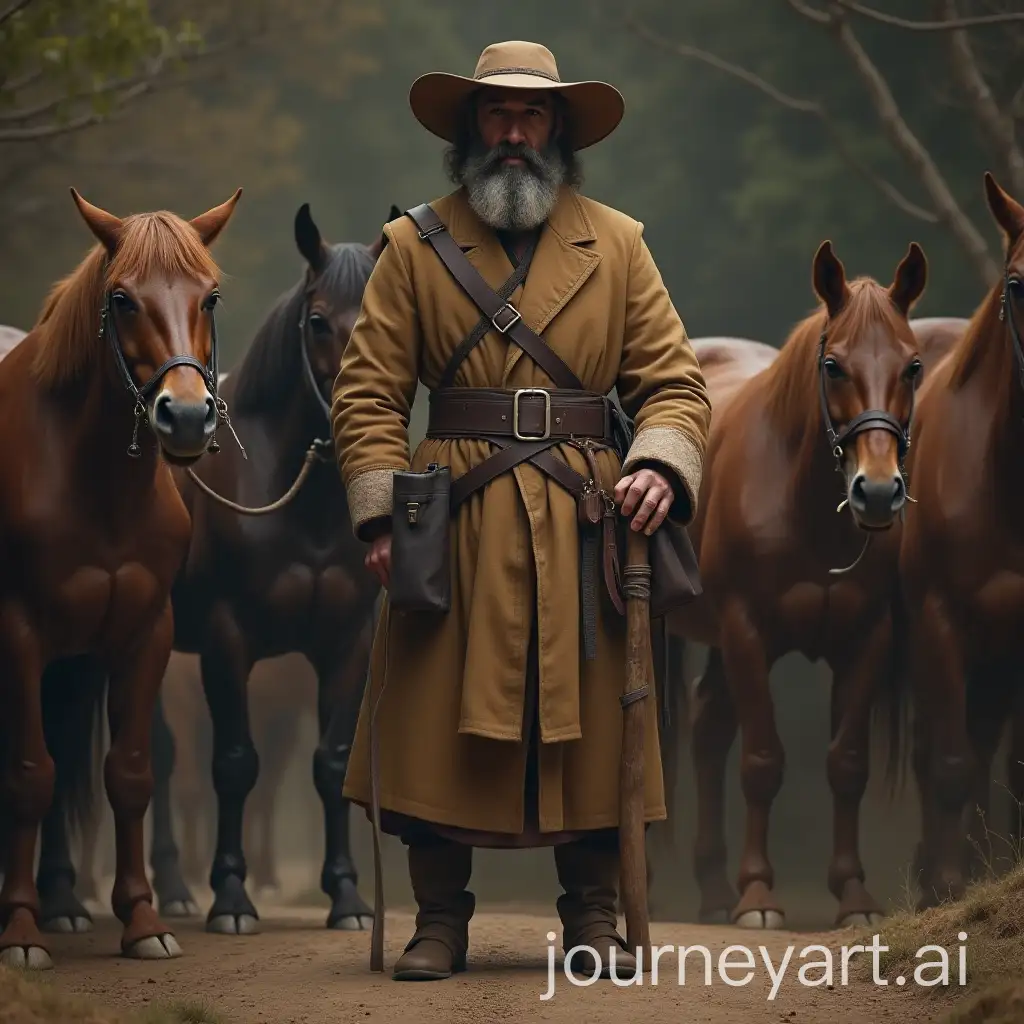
392, 837, 474, 981
554, 836, 638, 980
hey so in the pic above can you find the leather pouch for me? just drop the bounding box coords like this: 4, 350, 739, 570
389, 463, 452, 613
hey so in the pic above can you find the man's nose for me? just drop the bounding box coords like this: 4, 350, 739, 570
505, 123, 525, 144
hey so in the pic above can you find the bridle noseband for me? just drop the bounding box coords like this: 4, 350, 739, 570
101, 288, 240, 458
816, 326, 915, 493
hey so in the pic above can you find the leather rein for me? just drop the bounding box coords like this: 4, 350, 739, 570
101, 285, 333, 515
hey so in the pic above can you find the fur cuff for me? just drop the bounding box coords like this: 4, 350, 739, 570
621, 426, 704, 523
347, 467, 396, 541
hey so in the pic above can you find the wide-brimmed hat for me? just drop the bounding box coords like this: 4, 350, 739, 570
409, 40, 624, 151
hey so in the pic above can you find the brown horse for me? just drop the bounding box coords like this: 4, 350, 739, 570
665, 240, 928, 930
0, 188, 241, 969
898, 172, 1024, 907
163, 202, 393, 934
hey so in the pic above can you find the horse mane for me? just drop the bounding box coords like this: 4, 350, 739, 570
763, 277, 906, 444
231, 241, 376, 415
30, 212, 221, 390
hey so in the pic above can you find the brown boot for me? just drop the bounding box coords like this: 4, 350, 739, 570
554, 836, 638, 980
392, 836, 474, 981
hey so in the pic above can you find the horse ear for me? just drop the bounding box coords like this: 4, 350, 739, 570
190, 188, 242, 247
69, 188, 123, 253
295, 203, 328, 273
812, 240, 849, 317
367, 205, 403, 259
983, 171, 1024, 244
889, 242, 928, 316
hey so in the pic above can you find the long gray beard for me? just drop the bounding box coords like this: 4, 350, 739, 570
461, 142, 565, 231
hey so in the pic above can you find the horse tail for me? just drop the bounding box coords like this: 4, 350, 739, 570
874, 575, 912, 797
41, 655, 108, 838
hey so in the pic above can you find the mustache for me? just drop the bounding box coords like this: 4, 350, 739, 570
477, 140, 548, 176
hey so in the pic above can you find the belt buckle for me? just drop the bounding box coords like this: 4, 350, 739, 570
491, 303, 522, 334
512, 388, 551, 441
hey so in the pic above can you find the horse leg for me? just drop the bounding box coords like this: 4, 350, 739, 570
104, 604, 181, 960
910, 597, 971, 909
149, 693, 200, 917
0, 621, 53, 969
719, 599, 785, 930
36, 796, 93, 933
690, 647, 738, 923
313, 619, 373, 930
826, 623, 889, 929
202, 604, 259, 935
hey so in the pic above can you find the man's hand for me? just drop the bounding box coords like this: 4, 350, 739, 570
365, 533, 392, 588
614, 467, 674, 534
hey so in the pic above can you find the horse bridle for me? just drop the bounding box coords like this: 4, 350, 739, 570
816, 325, 915, 493
999, 262, 1024, 392
101, 287, 240, 458
297, 293, 335, 435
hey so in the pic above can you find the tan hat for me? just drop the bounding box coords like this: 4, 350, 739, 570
409, 40, 624, 151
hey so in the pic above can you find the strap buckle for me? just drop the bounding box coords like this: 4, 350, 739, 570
491, 303, 522, 334
512, 388, 551, 441
417, 223, 444, 240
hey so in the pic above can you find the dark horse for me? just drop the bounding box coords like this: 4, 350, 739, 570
153, 202, 397, 934
665, 240, 927, 930
0, 187, 241, 968
899, 173, 1024, 907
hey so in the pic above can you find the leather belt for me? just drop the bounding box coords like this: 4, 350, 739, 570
427, 387, 613, 443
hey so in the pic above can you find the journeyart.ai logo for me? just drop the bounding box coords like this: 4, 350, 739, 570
539, 931, 969, 1001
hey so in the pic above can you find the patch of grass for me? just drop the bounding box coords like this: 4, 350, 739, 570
133, 999, 227, 1024
0, 965, 121, 1024
941, 979, 1024, 1024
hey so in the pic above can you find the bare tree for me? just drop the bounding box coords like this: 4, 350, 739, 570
620, 0, 1024, 288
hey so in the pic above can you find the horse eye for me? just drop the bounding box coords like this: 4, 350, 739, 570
1009, 276, 1023, 293
905, 358, 923, 380
823, 357, 845, 379
111, 291, 136, 313
203, 291, 221, 311
308, 313, 330, 334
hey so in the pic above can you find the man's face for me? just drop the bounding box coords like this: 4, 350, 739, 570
475, 88, 557, 156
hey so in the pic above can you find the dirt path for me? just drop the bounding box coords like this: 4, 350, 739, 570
42, 899, 959, 1024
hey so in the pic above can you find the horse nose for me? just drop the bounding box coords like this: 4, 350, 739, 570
152, 391, 217, 454
848, 472, 905, 524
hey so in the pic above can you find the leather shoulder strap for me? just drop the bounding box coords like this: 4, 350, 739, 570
405, 204, 584, 391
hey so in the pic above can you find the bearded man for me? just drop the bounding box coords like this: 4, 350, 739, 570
331, 41, 711, 981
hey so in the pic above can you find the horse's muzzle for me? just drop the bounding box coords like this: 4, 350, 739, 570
848, 471, 905, 529
151, 390, 217, 459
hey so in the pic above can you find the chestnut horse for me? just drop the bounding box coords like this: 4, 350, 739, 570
899, 173, 1024, 907
0, 188, 241, 969
665, 240, 928, 930
161, 202, 394, 934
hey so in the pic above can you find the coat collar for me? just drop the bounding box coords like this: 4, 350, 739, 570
440, 186, 602, 384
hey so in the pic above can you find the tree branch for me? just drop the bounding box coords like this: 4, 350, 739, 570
837, 0, 1024, 30
823, 4, 1000, 285
785, 0, 833, 24
624, 13, 938, 224
938, 0, 1024, 197
0, 0, 35, 28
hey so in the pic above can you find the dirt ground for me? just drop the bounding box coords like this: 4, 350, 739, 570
39, 890, 963, 1024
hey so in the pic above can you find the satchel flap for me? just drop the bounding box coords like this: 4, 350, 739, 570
392, 467, 451, 498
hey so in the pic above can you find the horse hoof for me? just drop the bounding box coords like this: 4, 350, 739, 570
162, 900, 201, 918
125, 934, 182, 959
0, 945, 53, 970
734, 909, 785, 929
329, 914, 372, 931
41, 915, 93, 934
207, 914, 258, 935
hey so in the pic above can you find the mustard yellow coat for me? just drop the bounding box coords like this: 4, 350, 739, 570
330, 185, 710, 835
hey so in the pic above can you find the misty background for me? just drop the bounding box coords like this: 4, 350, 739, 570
3, 0, 1024, 926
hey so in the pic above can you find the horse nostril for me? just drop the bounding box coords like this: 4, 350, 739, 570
891, 474, 906, 510
204, 394, 217, 432
849, 473, 868, 510
153, 392, 175, 434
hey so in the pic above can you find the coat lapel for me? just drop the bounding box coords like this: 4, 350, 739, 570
500, 186, 601, 384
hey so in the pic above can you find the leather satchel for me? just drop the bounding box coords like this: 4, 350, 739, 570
388, 463, 452, 613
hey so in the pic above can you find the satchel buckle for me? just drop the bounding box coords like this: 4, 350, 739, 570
491, 303, 522, 334
406, 501, 420, 524
512, 388, 551, 441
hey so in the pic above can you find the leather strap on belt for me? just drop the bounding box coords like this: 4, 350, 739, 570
428, 387, 612, 444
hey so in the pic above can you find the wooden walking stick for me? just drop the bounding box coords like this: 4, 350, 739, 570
619, 526, 653, 971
